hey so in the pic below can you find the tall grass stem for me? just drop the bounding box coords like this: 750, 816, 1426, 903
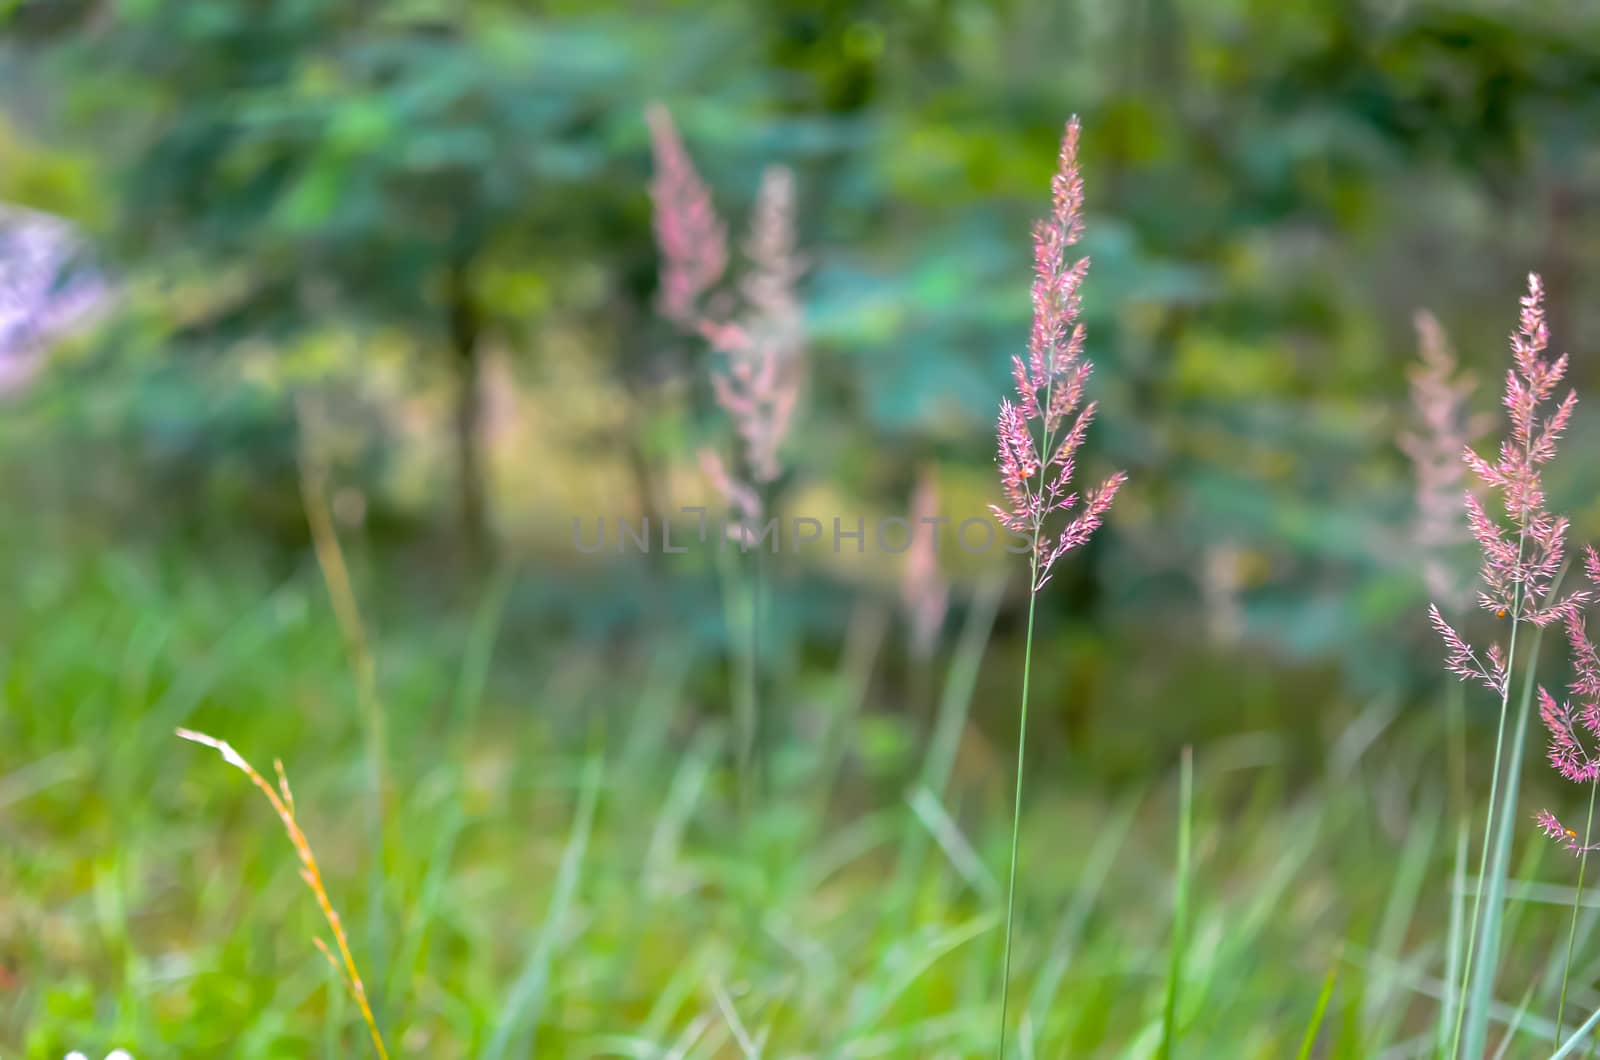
1294, 962, 1338, 1060
1465, 562, 1565, 1057
1551, 1003, 1600, 1058
1159, 746, 1194, 1059
176, 728, 390, 1059
1450, 545, 1525, 1059
297, 402, 392, 1010
996, 569, 1040, 1060
1557, 781, 1599, 1039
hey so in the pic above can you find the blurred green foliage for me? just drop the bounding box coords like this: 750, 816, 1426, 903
3, 0, 1600, 764
6, 1, 1600, 1052
0, 520, 1507, 1056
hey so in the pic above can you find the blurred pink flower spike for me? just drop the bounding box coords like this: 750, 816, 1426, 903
648, 103, 805, 522
646, 103, 727, 329
699, 448, 763, 546
1399, 310, 1490, 607
902, 468, 950, 658
710, 164, 804, 486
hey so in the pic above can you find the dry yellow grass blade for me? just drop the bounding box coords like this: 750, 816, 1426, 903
176, 727, 390, 1060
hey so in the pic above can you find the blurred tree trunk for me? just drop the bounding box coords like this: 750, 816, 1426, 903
613, 292, 670, 575
446, 257, 489, 563
1542, 179, 1582, 350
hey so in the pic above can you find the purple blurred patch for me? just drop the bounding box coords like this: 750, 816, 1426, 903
0, 204, 108, 393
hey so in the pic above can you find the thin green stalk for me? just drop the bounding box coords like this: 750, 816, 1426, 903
923, 576, 1009, 801
713, 539, 758, 814
745, 484, 774, 804
1490, 979, 1540, 1059
1025, 796, 1140, 1028
1440, 823, 1468, 1056
1159, 746, 1194, 1060
996, 561, 1041, 1060
1552, 1002, 1600, 1059
1448, 602, 1521, 1059
1558, 781, 1600, 1039
297, 416, 392, 1016
749, 540, 765, 794
448, 560, 515, 744
484, 748, 604, 1060
1448, 680, 1467, 816
1367, 792, 1438, 1044
1294, 961, 1338, 1060
1465, 565, 1566, 1058
996, 234, 1070, 1054
1450, 535, 1528, 1058
889, 575, 1005, 938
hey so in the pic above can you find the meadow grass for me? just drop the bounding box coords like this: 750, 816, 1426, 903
10, 530, 1600, 1056
0, 185, 1593, 1057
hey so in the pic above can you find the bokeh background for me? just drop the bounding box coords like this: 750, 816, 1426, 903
4, 0, 1600, 1055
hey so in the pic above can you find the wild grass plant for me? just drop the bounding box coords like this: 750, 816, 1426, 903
647, 103, 804, 804
11, 110, 1600, 1060
1426, 274, 1598, 1057
983, 116, 1125, 1055
8, 536, 1409, 1056
174, 728, 390, 1059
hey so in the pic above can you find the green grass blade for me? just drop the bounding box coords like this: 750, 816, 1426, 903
1558, 782, 1600, 1039
448, 560, 516, 741
483, 751, 604, 1060
1489, 978, 1539, 1060
1465, 614, 1555, 1057
1295, 962, 1338, 1060
1159, 746, 1194, 1060
845, 912, 1000, 1039
1025, 794, 1140, 1029
996, 577, 1041, 1059
923, 574, 1008, 799
907, 784, 1001, 904
1551, 1003, 1600, 1058
1440, 823, 1468, 1055
1367, 795, 1437, 1043
888, 573, 1005, 935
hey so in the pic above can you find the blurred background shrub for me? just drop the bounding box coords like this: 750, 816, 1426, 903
3, 0, 1600, 766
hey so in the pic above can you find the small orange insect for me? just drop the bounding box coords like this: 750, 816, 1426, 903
1567, 829, 1578, 839
1497, 608, 1508, 619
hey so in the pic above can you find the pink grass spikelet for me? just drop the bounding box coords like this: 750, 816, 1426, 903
995, 117, 1126, 1057
1537, 562, 1600, 855
1539, 687, 1599, 785
1430, 603, 1507, 695
989, 117, 1124, 592
1459, 274, 1587, 626
1536, 810, 1600, 855
1573, 578, 1600, 710
1432, 275, 1586, 706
